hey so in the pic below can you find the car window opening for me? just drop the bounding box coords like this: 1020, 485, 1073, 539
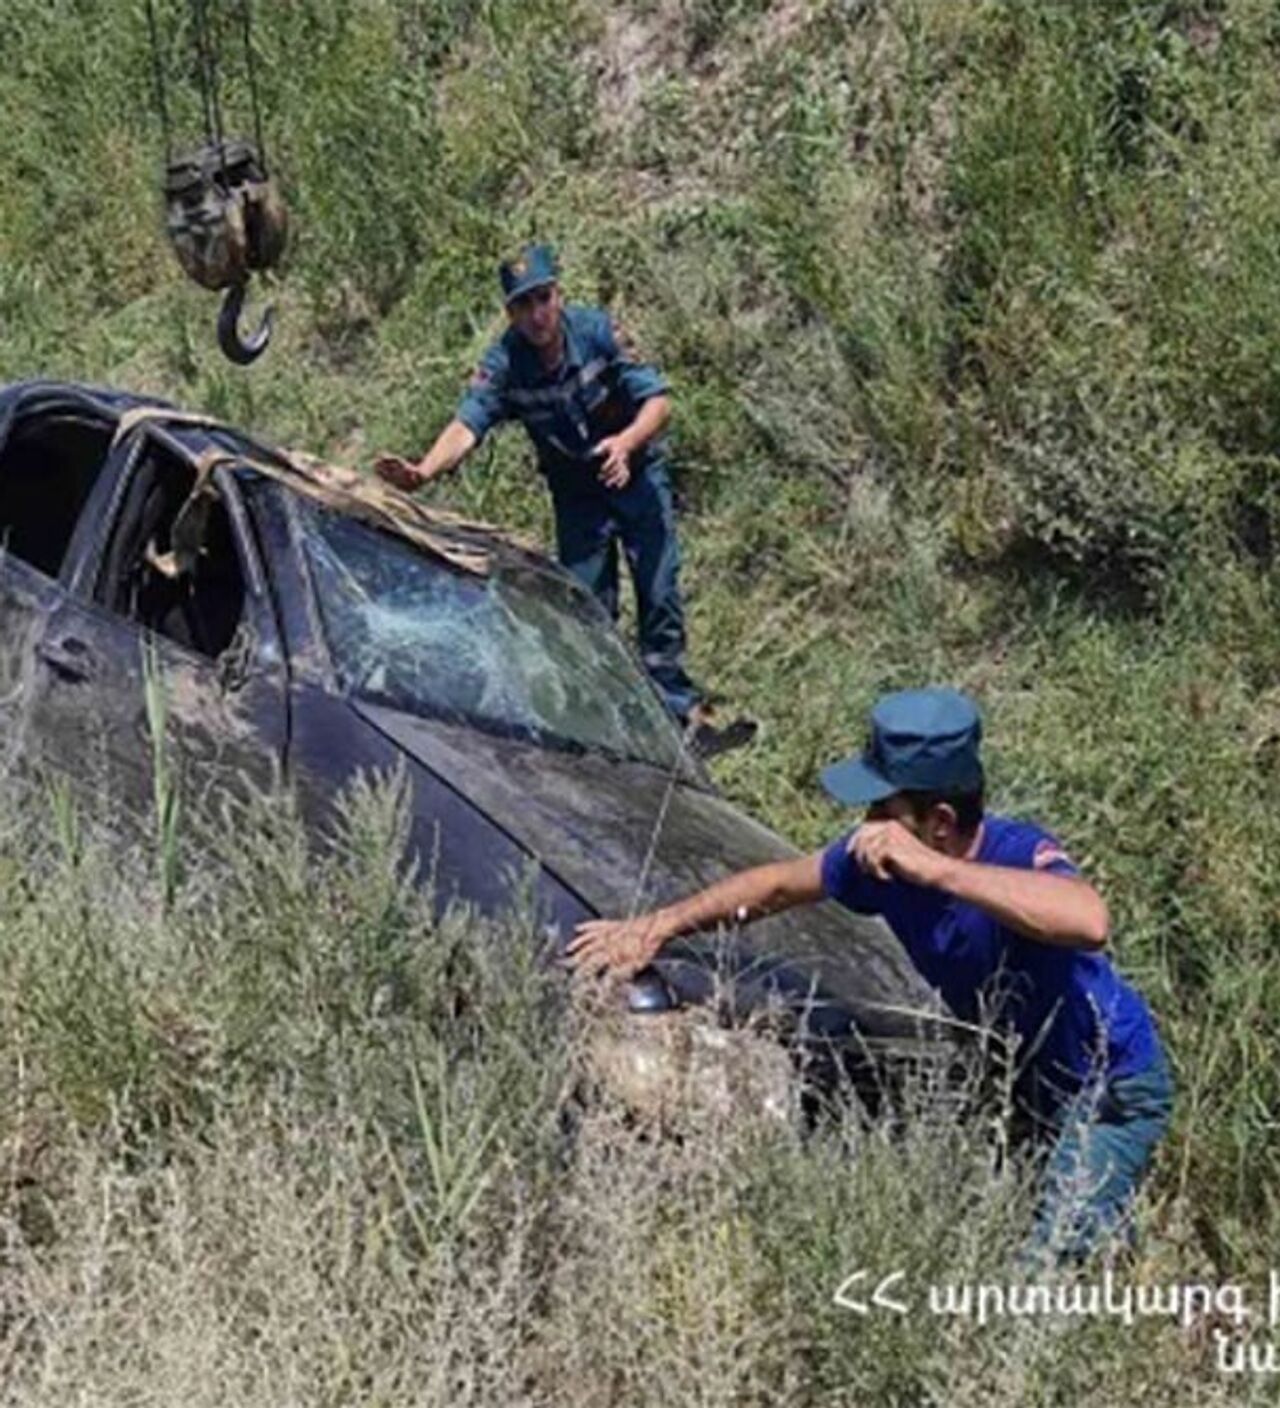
99, 445, 247, 661
0, 413, 114, 578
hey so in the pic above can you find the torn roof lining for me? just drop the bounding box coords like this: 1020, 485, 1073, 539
112, 404, 535, 580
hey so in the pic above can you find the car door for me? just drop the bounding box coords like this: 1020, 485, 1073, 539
22, 425, 288, 823
0, 556, 66, 779
0, 390, 118, 778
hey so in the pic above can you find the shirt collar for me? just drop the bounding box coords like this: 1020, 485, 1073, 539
513, 313, 579, 382
558, 312, 584, 373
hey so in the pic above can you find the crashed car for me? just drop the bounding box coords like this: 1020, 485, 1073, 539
0, 380, 950, 1106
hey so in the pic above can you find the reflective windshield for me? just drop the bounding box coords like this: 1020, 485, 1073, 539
300, 503, 692, 774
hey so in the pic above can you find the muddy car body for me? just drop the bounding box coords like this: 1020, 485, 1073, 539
0, 380, 948, 1083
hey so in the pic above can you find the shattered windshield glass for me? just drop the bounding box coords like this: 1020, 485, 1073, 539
300, 503, 692, 774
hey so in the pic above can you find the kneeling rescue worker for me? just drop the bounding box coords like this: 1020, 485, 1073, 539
568, 688, 1174, 1263
376, 242, 755, 759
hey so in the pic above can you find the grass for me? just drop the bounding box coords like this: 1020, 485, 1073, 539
0, 773, 1241, 1406
2, 0, 1279, 1400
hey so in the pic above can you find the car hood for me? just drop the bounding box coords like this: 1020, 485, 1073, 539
354, 702, 945, 1045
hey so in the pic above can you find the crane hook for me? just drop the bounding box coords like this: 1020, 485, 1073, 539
217, 279, 274, 365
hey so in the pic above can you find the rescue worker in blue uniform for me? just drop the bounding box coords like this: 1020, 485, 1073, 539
568, 688, 1173, 1265
376, 243, 754, 758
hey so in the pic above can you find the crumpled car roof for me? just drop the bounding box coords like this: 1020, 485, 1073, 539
1, 382, 535, 580
110, 402, 538, 579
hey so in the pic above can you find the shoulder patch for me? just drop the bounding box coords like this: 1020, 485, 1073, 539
1032, 838, 1074, 871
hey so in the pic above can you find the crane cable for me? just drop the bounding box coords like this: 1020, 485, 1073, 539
143, 0, 174, 168
145, 0, 270, 171
191, 0, 227, 169
236, 0, 268, 175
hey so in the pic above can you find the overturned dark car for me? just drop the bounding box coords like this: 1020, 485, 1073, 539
0, 380, 950, 1101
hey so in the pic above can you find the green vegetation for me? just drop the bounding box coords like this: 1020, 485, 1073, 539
0, 776, 1223, 1405
2, 0, 1279, 1401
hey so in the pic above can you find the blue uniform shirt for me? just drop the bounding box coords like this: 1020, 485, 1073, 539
456, 304, 670, 483
821, 815, 1160, 1098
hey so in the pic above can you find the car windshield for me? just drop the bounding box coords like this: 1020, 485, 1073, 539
300, 502, 693, 775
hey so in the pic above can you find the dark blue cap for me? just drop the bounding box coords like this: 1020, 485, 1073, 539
821, 688, 984, 806
499, 243, 559, 304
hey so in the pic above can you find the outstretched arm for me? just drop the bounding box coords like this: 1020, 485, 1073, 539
375, 418, 478, 492
566, 851, 825, 980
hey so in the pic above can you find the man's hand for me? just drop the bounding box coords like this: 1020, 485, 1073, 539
594, 435, 632, 489
850, 821, 946, 887
566, 914, 667, 981
374, 454, 427, 492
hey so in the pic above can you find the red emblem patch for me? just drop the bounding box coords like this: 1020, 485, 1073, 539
1032, 839, 1072, 871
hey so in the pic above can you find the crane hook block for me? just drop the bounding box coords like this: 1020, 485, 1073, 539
162, 138, 287, 364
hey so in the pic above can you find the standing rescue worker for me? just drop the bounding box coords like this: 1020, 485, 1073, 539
568, 688, 1173, 1264
375, 243, 754, 759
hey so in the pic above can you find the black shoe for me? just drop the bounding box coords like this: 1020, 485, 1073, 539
688, 716, 758, 760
